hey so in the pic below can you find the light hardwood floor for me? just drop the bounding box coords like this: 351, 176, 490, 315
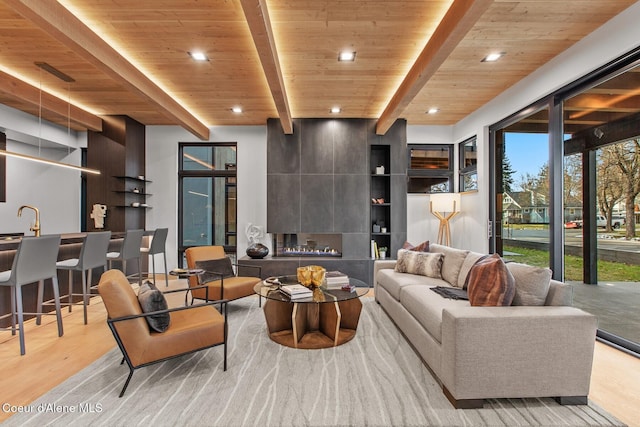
0, 278, 638, 426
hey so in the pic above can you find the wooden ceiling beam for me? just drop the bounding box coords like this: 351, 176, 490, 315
240, 0, 293, 134
376, 0, 493, 135
4, 0, 210, 140
0, 70, 102, 131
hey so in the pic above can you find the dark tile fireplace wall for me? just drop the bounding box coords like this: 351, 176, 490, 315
257, 118, 407, 284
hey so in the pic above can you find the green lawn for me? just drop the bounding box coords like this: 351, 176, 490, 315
503, 245, 640, 282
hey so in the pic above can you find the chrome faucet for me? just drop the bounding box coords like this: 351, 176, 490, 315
17, 205, 41, 237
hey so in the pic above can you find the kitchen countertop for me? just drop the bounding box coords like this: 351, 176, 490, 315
0, 232, 128, 251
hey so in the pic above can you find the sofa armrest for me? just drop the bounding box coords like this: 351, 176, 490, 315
440, 306, 597, 401
373, 260, 397, 298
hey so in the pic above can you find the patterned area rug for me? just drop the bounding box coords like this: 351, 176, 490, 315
4, 297, 624, 426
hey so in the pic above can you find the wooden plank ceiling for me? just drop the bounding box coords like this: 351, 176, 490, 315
0, 0, 636, 139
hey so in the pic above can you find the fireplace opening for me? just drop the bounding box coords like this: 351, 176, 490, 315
273, 233, 342, 257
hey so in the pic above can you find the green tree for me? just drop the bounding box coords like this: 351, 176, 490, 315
502, 155, 515, 193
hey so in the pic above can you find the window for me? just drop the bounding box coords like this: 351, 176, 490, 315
178, 143, 237, 263
489, 45, 640, 354
459, 136, 478, 191
407, 144, 453, 193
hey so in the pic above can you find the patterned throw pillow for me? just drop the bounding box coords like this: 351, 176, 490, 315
466, 254, 515, 306
137, 281, 170, 332
402, 240, 430, 252
395, 249, 443, 278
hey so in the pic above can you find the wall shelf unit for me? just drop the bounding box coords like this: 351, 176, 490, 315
113, 176, 152, 209
370, 145, 391, 256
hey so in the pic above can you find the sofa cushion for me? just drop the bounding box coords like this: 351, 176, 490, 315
377, 268, 449, 301
456, 251, 486, 288
545, 280, 573, 306
429, 243, 469, 286
137, 281, 170, 332
395, 249, 443, 278
401, 284, 469, 343
506, 262, 552, 306
466, 254, 515, 306
402, 240, 430, 252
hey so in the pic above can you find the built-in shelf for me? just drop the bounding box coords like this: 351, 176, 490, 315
370, 145, 391, 257
114, 190, 152, 196
113, 176, 152, 209
114, 175, 151, 183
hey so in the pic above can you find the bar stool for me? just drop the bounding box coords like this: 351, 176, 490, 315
107, 229, 144, 285
140, 228, 169, 287
55, 231, 111, 324
0, 234, 63, 355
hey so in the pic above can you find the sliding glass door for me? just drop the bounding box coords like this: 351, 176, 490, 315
491, 106, 551, 267
490, 48, 640, 352
563, 63, 640, 348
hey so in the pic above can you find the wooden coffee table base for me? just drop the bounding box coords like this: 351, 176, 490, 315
262, 297, 363, 349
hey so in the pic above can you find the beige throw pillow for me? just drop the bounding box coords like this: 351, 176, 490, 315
395, 249, 443, 279
429, 243, 469, 286
506, 262, 552, 306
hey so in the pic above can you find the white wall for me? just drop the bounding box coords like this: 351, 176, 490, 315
0, 105, 84, 235
145, 125, 267, 269
407, 1, 640, 253
405, 125, 456, 247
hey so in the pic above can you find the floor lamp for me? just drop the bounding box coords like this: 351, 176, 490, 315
429, 193, 461, 246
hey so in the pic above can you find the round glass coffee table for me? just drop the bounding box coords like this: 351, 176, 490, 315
254, 275, 370, 349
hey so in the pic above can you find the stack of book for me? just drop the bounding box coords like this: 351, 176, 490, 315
280, 284, 313, 300
325, 271, 350, 289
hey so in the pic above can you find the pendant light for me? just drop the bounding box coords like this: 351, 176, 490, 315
0, 63, 100, 175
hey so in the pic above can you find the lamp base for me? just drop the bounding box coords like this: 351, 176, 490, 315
432, 211, 459, 246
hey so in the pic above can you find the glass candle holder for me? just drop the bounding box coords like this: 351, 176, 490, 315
309, 265, 326, 288
297, 266, 313, 287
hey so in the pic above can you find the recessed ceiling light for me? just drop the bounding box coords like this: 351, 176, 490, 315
231, 106, 243, 113
330, 107, 341, 114
481, 52, 505, 62
189, 51, 209, 61
426, 108, 439, 114
338, 51, 356, 62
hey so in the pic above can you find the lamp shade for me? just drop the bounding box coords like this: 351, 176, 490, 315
429, 193, 461, 213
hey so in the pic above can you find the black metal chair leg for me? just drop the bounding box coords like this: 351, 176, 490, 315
119, 368, 135, 398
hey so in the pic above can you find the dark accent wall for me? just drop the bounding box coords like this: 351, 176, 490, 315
86, 116, 145, 232
267, 118, 406, 260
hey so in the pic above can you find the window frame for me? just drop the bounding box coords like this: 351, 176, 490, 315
458, 136, 478, 192
407, 143, 454, 193
178, 142, 237, 264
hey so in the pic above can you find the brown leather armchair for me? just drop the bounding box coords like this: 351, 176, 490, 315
98, 269, 227, 397
185, 246, 262, 306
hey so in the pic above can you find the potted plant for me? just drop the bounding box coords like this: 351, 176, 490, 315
379, 247, 388, 259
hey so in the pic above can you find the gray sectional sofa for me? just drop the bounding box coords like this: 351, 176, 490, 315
373, 243, 598, 409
